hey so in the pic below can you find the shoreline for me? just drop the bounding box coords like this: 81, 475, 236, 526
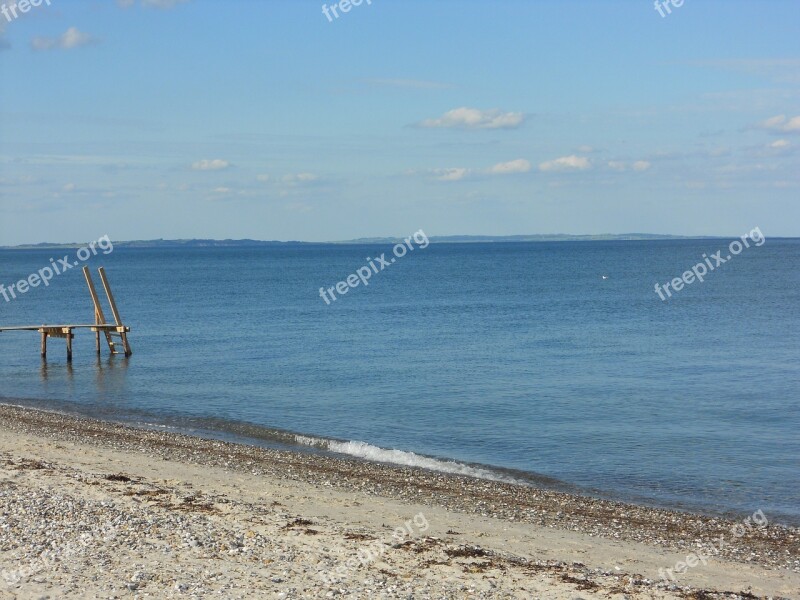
0, 403, 798, 598
4, 398, 795, 528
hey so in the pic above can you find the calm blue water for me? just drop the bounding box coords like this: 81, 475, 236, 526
1, 240, 798, 524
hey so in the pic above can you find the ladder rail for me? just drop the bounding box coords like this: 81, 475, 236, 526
97, 267, 132, 356
83, 267, 116, 354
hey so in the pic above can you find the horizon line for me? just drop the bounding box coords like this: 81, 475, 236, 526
3, 231, 795, 249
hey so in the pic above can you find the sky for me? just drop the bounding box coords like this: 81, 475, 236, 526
0, 0, 799, 245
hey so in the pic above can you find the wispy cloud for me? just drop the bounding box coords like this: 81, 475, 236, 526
282, 172, 318, 184
759, 114, 800, 134
488, 159, 531, 175
31, 27, 97, 51
607, 160, 651, 172
191, 159, 230, 171
431, 168, 470, 182
365, 78, 453, 90
688, 58, 800, 84
539, 155, 591, 172
418, 107, 525, 130
422, 159, 531, 182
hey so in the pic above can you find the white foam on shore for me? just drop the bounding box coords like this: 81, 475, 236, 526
293, 435, 514, 483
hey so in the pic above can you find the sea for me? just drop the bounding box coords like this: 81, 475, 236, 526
1, 238, 798, 525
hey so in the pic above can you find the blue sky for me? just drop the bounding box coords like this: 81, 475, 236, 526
1, 0, 798, 244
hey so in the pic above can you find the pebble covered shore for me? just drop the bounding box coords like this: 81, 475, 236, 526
0, 404, 797, 599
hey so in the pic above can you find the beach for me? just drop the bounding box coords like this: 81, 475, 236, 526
0, 405, 797, 599
4, 1, 799, 597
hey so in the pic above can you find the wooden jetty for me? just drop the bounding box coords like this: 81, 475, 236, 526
0, 267, 131, 361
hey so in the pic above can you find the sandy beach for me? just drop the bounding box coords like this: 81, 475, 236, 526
0, 404, 797, 599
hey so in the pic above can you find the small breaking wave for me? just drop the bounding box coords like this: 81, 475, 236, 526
293, 434, 517, 483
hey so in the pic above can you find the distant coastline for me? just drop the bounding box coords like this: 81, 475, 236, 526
0, 233, 735, 250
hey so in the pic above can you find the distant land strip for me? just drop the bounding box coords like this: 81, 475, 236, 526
0, 233, 763, 250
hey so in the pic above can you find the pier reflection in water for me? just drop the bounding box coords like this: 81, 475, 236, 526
38, 356, 130, 405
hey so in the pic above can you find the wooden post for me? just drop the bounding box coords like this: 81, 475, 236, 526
40, 331, 47, 358
84, 267, 108, 322
84, 267, 114, 355
98, 268, 132, 357
65, 329, 73, 362
98, 268, 123, 325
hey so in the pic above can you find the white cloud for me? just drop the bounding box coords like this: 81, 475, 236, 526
419, 107, 524, 130
212, 187, 231, 194
539, 155, 591, 172
577, 145, 594, 153
31, 27, 96, 51
191, 159, 230, 171
422, 158, 531, 181
488, 159, 531, 175
763, 115, 786, 128
770, 139, 791, 149
432, 168, 470, 182
760, 114, 800, 134
282, 172, 318, 184
256, 174, 271, 182
422, 159, 530, 181
606, 160, 651, 172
